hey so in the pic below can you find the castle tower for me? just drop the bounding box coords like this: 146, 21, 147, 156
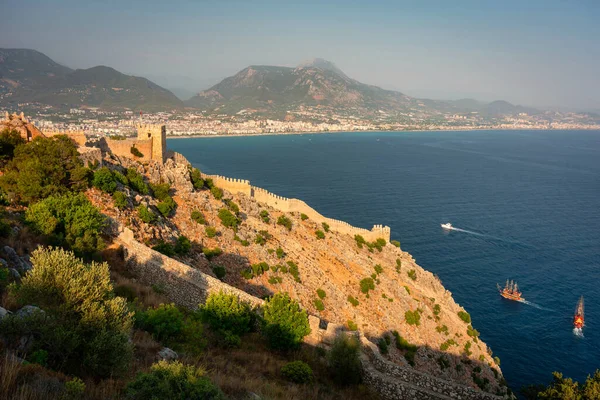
136, 124, 166, 163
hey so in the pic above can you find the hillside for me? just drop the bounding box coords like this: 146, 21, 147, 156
0, 48, 183, 111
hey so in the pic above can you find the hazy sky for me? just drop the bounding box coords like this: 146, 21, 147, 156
2, 0, 599, 109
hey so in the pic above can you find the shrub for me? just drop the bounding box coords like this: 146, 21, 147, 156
126, 168, 149, 194
466, 325, 480, 339
113, 170, 129, 185
130, 146, 144, 157
262, 292, 311, 350
405, 310, 421, 326
172, 235, 191, 255
433, 304, 441, 317
286, 260, 301, 282
25, 192, 106, 255
440, 339, 457, 351
359, 277, 375, 294
126, 360, 225, 400
268, 276, 282, 284
396, 258, 402, 273
315, 230, 325, 239
254, 230, 272, 245
137, 303, 184, 343
218, 208, 240, 230
0, 128, 25, 166
190, 167, 204, 190
392, 331, 418, 366
224, 199, 239, 214
200, 291, 255, 336
251, 262, 270, 277
212, 265, 226, 280
64, 377, 86, 398
112, 190, 128, 210
407, 269, 417, 281
464, 341, 473, 356
205, 226, 217, 238
152, 240, 175, 256
150, 183, 171, 201
347, 295, 359, 307
210, 186, 223, 200
378, 338, 389, 354
328, 335, 362, 386
322, 222, 330, 232
93, 167, 117, 193
313, 298, 325, 311
354, 234, 366, 248
29, 349, 49, 366
277, 215, 292, 230
0, 135, 84, 204
494, 356, 501, 366
202, 247, 222, 260
8, 247, 133, 377
404, 285, 411, 295
191, 210, 206, 224
458, 311, 471, 323
317, 289, 326, 299
259, 209, 270, 223
436, 325, 449, 335
391, 240, 401, 248
137, 205, 157, 224
281, 360, 313, 384
347, 320, 358, 331
300, 213, 308, 221
275, 247, 285, 258
374, 264, 383, 275
157, 196, 176, 217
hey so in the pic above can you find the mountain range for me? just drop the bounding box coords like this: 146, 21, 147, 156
1, 49, 541, 118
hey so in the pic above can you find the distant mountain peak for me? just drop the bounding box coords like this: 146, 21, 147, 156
297, 58, 348, 78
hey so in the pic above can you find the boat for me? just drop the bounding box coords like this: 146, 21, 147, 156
574, 296, 584, 329
441, 223, 453, 230
497, 279, 523, 301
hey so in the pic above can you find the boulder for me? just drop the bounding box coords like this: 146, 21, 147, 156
19, 256, 33, 271
0, 258, 8, 268
8, 268, 21, 280
15, 305, 45, 319
0, 306, 9, 321
157, 347, 178, 361
3, 246, 25, 270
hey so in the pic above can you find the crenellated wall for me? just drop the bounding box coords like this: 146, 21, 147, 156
100, 138, 154, 162
195, 167, 391, 242
44, 130, 88, 147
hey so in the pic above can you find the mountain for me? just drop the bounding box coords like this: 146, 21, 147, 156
0, 48, 183, 111
297, 57, 349, 79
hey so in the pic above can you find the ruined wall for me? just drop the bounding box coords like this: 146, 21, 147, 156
198, 171, 391, 242
137, 124, 166, 163
77, 147, 103, 167
44, 130, 87, 147
101, 138, 153, 162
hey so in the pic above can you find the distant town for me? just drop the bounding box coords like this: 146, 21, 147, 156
4, 105, 599, 138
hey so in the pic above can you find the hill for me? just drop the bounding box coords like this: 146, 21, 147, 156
0, 48, 183, 111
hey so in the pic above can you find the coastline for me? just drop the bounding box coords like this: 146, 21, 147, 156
166, 126, 600, 139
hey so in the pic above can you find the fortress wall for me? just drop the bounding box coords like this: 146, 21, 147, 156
44, 130, 88, 147
172, 152, 191, 167
77, 147, 103, 167
102, 138, 153, 162
203, 174, 252, 197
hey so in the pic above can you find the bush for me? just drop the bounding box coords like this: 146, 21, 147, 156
25, 192, 106, 255
458, 311, 471, 323
348, 295, 359, 307
157, 196, 176, 217
130, 146, 144, 158
126, 168, 149, 195
436, 325, 449, 335
354, 234, 366, 248
190, 167, 204, 190
262, 293, 311, 350
137, 205, 157, 224
224, 199, 239, 214
64, 377, 86, 398
218, 208, 240, 230
433, 304, 441, 317
286, 260, 301, 282
126, 360, 225, 400
466, 324, 480, 339
276, 247, 285, 259
210, 186, 223, 200
113, 170, 129, 185
347, 320, 358, 331
281, 361, 313, 384
405, 310, 421, 326
93, 167, 117, 193
152, 241, 175, 256
202, 247, 222, 260
322, 222, 330, 232
251, 262, 270, 277
191, 210, 206, 224
317, 289, 326, 299
463, 341, 472, 356
0, 128, 25, 166
378, 338, 389, 354
391, 240, 401, 248
254, 230, 272, 245
113, 191, 128, 210
7, 247, 133, 377
137, 303, 184, 343
205, 226, 217, 238
300, 213, 308, 221
212, 265, 226, 280
396, 258, 402, 273
392, 331, 418, 366
328, 334, 362, 386
174, 235, 191, 255
200, 291, 255, 336
374, 264, 383, 275
314, 298, 325, 311
0, 135, 85, 204
440, 339, 457, 351
259, 209, 270, 223
315, 230, 325, 239
407, 269, 417, 281
277, 215, 292, 230
359, 277, 375, 294
494, 356, 501, 366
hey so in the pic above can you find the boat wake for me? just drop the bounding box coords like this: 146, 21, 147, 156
573, 328, 584, 338
517, 299, 553, 311
442, 224, 526, 245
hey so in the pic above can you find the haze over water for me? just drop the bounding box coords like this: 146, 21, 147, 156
168, 130, 600, 392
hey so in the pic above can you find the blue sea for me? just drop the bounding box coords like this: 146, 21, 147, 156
168, 130, 600, 393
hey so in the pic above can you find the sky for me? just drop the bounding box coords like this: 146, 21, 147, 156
1, 0, 599, 110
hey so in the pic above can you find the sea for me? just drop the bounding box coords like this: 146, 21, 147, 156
168, 130, 600, 393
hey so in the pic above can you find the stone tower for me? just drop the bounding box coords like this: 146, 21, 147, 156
136, 124, 166, 163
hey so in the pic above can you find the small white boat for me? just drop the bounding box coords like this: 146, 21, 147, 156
441, 223, 453, 230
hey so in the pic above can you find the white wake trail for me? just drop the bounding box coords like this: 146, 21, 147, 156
573, 328, 584, 338
517, 299, 553, 311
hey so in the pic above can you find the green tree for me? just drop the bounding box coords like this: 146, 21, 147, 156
174, 235, 191, 255
328, 334, 362, 386
191, 210, 206, 224
218, 208, 240, 230
200, 291, 255, 336
25, 192, 106, 255
0, 135, 84, 203
126, 361, 225, 400
277, 215, 292, 231
0, 128, 25, 166
190, 167, 204, 190
112, 191, 128, 209
315, 230, 325, 239
92, 167, 117, 193
210, 186, 223, 200
281, 361, 313, 384
136, 303, 184, 343
137, 205, 157, 224
126, 168, 149, 194
262, 292, 311, 350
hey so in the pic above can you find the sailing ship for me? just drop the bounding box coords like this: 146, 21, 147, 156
497, 279, 523, 301
573, 296, 584, 329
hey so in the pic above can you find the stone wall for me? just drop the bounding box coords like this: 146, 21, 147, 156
77, 147, 103, 167
44, 130, 87, 147
100, 138, 154, 162
197, 170, 391, 242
